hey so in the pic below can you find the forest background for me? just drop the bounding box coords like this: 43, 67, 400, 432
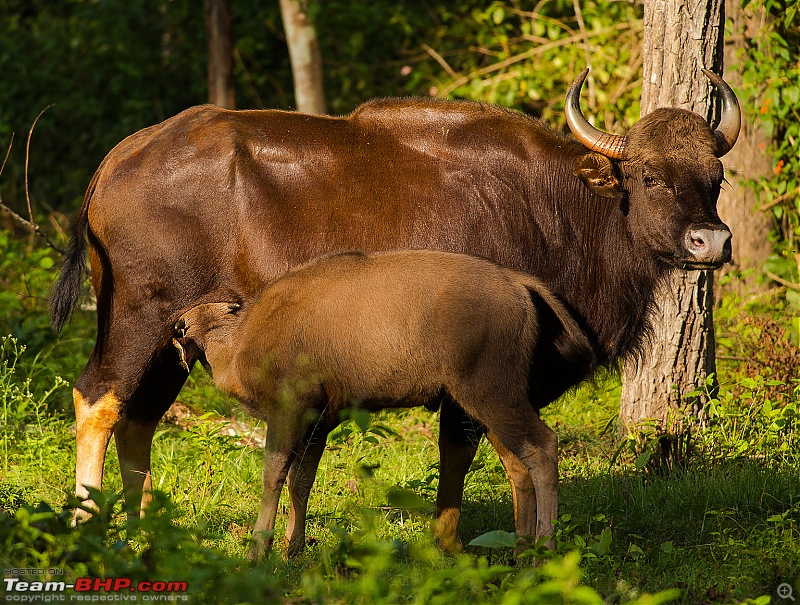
1, 1, 800, 603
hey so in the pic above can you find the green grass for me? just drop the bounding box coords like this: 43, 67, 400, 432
0, 230, 798, 603
2, 330, 797, 604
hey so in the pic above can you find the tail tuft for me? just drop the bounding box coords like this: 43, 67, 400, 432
49, 210, 89, 333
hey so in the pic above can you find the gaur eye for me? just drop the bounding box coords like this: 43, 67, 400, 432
643, 174, 661, 188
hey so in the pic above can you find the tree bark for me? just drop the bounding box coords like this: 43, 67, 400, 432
280, 0, 327, 114
620, 0, 726, 462
204, 0, 236, 109
717, 0, 772, 286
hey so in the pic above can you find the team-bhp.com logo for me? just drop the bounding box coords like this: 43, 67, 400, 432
3, 573, 189, 602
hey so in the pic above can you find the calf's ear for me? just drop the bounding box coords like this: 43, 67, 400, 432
572, 153, 622, 198
172, 338, 191, 373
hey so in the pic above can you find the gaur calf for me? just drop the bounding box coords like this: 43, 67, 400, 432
172, 249, 593, 559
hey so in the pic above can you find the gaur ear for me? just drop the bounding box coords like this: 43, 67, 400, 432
572, 153, 622, 198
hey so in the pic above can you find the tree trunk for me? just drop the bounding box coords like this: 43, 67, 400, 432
204, 0, 236, 109
717, 0, 772, 288
280, 0, 327, 114
619, 0, 726, 468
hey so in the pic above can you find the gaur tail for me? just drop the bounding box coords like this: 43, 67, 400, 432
49, 169, 99, 333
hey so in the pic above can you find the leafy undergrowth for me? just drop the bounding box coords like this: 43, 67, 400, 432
2, 324, 798, 604
1, 231, 797, 604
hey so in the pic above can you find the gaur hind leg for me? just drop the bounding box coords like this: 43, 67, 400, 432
73, 359, 122, 521
486, 432, 538, 551
435, 397, 485, 553
73, 315, 187, 522
113, 346, 189, 522
456, 392, 559, 546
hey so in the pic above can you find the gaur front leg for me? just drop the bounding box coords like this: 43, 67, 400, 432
435, 398, 485, 553
114, 417, 160, 522
249, 414, 307, 560
284, 424, 331, 558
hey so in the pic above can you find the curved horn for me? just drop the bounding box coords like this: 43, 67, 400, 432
565, 69, 628, 160
702, 69, 741, 156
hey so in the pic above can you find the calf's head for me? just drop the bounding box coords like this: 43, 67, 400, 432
172, 302, 242, 374
567, 69, 738, 270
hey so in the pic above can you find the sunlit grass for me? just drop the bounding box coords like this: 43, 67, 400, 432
2, 324, 798, 602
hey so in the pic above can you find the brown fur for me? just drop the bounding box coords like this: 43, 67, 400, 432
50, 93, 734, 552
174, 250, 593, 557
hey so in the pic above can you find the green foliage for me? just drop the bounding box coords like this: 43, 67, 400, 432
702, 374, 800, 463
0, 336, 70, 497
739, 0, 800, 299
408, 0, 643, 129
0, 490, 284, 603
0, 230, 61, 351
0, 0, 207, 212
0, 489, 681, 605
0, 229, 93, 411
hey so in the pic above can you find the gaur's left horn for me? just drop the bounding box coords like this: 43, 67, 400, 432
565, 69, 628, 160
702, 69, 741, 157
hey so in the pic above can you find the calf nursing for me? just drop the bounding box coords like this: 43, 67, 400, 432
173, 250, 593, 558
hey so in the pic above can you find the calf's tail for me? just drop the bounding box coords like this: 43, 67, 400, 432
520, 274, 596, 369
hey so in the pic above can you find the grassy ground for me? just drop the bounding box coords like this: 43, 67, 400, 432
2, 339, 798, 603
0, 233, 798, 603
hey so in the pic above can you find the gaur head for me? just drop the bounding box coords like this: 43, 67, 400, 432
567, 69, 738, 270
172, 302, 242, 373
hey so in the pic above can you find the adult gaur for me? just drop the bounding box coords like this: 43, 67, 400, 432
51, 68, 738, 552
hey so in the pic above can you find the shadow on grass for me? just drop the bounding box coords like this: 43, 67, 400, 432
456, 459, 799, 603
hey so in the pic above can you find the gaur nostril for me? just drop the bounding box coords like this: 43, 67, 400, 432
685, 227, 732, 263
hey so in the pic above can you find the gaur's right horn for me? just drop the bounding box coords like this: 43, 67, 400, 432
702, 69, 741, 157
565, 69, 629, 160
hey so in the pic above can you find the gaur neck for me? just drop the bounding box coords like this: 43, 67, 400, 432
522, 142, 668, 366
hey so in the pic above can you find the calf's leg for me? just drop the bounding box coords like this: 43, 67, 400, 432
249, 413, 309, 560
435, 398, 485, 553
457, 393, 559, 545
284, 423, 331, 558
486, 431, 538, 546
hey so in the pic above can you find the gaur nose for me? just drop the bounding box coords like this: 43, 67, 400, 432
685, 226, 732, 265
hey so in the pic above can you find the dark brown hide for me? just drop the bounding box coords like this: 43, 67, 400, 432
174, 250, 593, 557
51, 90, 733, 550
